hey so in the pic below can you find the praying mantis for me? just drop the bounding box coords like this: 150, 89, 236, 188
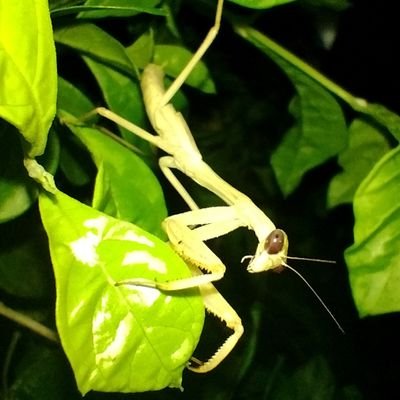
89, 0, 340, 373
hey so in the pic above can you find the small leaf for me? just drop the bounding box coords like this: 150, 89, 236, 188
345, 146, 400, 317
228, 0, 295, 9
271, 89, 346, 195
57, 77, 95, 118
0, 0, 57, 157
327, 118, 391, 208
39, 190, 204, 394
54, 23, 135, 76
126, 30, 154, 70
82, 56, 151, 155
235, 26, 347, 195
154, 44, 216, 94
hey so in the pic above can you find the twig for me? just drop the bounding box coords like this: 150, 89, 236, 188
0, 302, 58, 343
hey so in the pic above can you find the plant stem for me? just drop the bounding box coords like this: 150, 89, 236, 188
0, 302, 58, 343
234, 25, 368, 110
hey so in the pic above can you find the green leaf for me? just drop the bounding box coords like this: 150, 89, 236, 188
56, 78, 96, 187
82, 56, 152, 155
273, 90, 346, 195
345, 146, 400, 317
235, 26, 347, 195
39, 190, 204, 394
54, 22, 135, 77
0, 122, 37, 222
228, 0, 295, 9
126, 30, 154, 70
354, 101, 400, 142
0, 120, 59, 222
327, 118, 391, 208
57, 77, 95, 118
62, 117, 167, 238
0, 0, 57, 157
76, 0, 164, 19
153, 44, 216, 94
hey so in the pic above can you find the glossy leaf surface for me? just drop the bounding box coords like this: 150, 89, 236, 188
39, 190, 204, 394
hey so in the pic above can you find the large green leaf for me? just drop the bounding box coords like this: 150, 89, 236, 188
0, 0, 56, 157
345, 146, 400, 317
39, 190, 204, 394
327, 118, 391, 208
235, 26, 347, 195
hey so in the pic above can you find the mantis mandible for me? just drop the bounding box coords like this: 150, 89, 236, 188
90, 0, 340, 373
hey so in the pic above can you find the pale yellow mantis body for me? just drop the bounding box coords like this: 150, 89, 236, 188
91, 0, 340, 373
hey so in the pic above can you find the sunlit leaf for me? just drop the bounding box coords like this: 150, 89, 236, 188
39, 190, 204, 394
0, 0, 56, 157
345, 146, 400, 317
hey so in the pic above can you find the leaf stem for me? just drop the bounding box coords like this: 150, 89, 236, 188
0, 302, 58, 343
233, 25, 368, 110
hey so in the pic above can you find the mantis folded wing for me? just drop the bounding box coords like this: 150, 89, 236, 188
92, 0, 289, 373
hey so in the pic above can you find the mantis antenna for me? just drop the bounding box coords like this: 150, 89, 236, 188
87, 0, 342, 373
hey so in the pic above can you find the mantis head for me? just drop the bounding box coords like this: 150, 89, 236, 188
246, 229, 289, 273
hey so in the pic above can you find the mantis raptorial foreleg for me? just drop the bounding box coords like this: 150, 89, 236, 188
89, 0, 291, 372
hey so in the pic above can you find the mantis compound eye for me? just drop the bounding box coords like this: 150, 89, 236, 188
264, 229, 285, 255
